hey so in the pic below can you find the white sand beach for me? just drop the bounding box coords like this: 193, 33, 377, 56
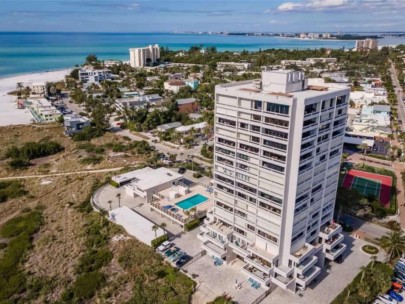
0, 69, 71, 126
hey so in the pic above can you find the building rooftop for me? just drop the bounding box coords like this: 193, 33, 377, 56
176, 98, 197, 105
157, 121, 182, 131
217, 70, 349, 100
114, 167, 183, 191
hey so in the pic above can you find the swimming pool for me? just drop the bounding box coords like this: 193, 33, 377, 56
176, 194, 208, 210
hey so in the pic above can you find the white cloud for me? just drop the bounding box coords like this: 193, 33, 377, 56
278, 0, 348, 11
277, 0, 405, 12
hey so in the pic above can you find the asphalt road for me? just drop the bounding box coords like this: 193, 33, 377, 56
390, 61, 405, 131
341, 214, 390, 240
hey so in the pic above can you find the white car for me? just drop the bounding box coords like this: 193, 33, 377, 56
157, 241, 172, 253
378, 295, 398, 304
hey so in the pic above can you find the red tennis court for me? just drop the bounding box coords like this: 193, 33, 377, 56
341, 169, 392, 207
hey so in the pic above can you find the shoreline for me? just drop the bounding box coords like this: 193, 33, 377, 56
0, 68, 71, 127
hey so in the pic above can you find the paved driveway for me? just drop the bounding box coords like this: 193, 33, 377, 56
185, 256, 265, 304
261, 236, 386, 304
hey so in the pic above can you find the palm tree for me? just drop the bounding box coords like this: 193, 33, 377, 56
359, 265, 368, 283
357, 143, 368, 166
190, 207, 197, 219
152, 224, 159, 239
116, 193, 121, 208
370, 255, 377, 268
357, 280, 372, 304
160, 222, 167, 236
379, 230, 405, 262
107, 200, 113, 210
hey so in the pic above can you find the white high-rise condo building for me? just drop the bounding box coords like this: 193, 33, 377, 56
198, 70, 350, 292
129, 44, 160, 67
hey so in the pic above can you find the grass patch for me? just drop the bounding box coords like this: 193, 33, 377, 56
61, 181, 118, 303
80, 156, 104, 165
362, 245, 379, 254
0, 209, 43, 302
0, 180, 27, 203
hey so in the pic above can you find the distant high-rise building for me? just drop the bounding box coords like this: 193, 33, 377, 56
129, 44, 160, 67
355, 39, 378, 51
199, 70, 350, 292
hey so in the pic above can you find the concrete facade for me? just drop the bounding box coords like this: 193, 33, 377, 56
198, 70, 350, 292
129, 44, 160, 67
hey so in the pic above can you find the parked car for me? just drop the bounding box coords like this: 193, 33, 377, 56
164, 246, 180, 257
178, 167, 186, 174
157, 241, 172, 253
169, 251, 184, 262
388, 290, 403, 302
175, 254, 191, 267
378, 295, 398, 304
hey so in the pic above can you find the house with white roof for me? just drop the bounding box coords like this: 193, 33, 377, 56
112, 167, 183, 202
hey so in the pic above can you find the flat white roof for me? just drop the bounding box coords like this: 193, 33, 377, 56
127, 167, 183, 191
109, 206, 164, 246
112, 167, 153, 184
113, 167, 182, 190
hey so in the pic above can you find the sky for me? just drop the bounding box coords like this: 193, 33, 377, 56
0, 0, 404, 33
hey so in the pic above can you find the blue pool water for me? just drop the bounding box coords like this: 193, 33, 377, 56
176, 194, 208, 210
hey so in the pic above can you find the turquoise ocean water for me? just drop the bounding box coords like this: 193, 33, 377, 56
0, 32, 404, 78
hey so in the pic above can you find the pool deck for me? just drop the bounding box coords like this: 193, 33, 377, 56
150, 184, 213, 227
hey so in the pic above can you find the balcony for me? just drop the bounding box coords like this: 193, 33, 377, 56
207, 221, 233, 238
242, 264, 271, 286
245, 254, 273, 274
228, 241, 249, 257
290, 243, 315, 264
202, 240, 227, 259
274, 264, 294, 278
204, 232, 228, 249
248, 244, 278, 264
296, 256, 318, 275
319, 223, 343, 241
271, 274, 294, 290
296, 266, 321, 288
324, 233, 344, 250
325, 243, 346, 261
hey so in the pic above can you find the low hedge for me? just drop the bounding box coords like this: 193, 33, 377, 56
184, 219, 201, 232
110, 180, 119, 188
151, 234, 168, 249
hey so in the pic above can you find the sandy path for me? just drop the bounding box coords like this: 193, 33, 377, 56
0, 69, 71, 126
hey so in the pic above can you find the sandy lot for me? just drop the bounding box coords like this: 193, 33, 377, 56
0, 69, 71, 126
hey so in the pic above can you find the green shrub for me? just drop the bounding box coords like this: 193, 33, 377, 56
5, 141, 64, 160
0, 180, 27, 203
71, 271, 105, 300
110, 180, 119, 188
184, 219, 201, 232
72, 126, 100, 142
80, 156, 103, 165
8, 158, 30, 169
151, 234, 169, 249
193, 172, 202, 178
77, 143, 105, 154
76, 248, 113, 274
